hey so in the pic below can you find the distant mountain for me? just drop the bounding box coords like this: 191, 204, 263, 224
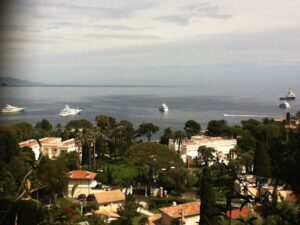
0, 76, 42, 86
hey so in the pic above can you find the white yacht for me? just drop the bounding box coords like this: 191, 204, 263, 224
2, 104, 26, 113
280, 90, 296, 100
59, 105, 82, 116
159, 103, 169, 112
279, 101, 291, 109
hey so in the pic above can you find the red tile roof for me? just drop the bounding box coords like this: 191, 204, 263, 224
19, 139, 39, 148
39, 137, 61, 145
227, 207, 250, 219
61, 138, 76, 147
148, 214, 162, 225
160, 202, 200, 219
68, 170, 97, 180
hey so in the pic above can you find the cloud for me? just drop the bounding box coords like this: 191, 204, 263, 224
53, 21, 144, 31
156, 3, 231, 25
84, 33, 162, 40
156, 15, 189, 26
19, 0, 156, 19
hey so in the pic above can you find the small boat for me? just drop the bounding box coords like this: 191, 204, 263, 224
279, 101, 291, 109
279, 90, 296, 100
2, 104, 26, 113
59, 105, 82, 116
159, 103, 169, 112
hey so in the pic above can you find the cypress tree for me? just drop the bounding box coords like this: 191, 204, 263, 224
253, 142, 271, 178
199, 166, 218, 225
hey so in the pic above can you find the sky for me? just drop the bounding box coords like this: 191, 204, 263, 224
1, 0, 300, 85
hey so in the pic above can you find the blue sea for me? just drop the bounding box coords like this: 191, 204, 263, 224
0, 79, 299, 135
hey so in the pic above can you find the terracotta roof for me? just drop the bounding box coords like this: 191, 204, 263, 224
94, 209, 120, 218
68, 170, 97, 180
148, 214, 162, 225
39, 137, 61, 145
94, 190, 125, 204
160, 202, 200, 219
226, 207, 250, 219
19, 139, 39, 148
61, 138, 76, 147
274, 117, 285, 122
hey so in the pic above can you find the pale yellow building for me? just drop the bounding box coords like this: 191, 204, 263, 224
159, 202, 200, 225
94, 189, 125, 211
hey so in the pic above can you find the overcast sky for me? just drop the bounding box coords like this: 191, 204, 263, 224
1, 0, 300, 85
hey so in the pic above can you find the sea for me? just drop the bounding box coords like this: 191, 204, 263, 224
0, 79, 299, 136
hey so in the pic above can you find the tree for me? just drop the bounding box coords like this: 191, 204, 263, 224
296, 111, 300, 119
206, 120, 227, 136
253, 142, 271, 178
37, 157, 68, 200
95, 115, 116, 131
126, 142, 183, 173
66, 119, 93, 130
160, 127, 173, 145
15, 122, 35, 141
136, 123, 159, 142
199, 166, 219, 225
184, 120, 201, 138
119, 120, 135, 149
198, 146, 215, 166
35, 119, 52, 132
63, 151, 81, 171
173, 130, 186, 154
0, 129, 20, 164
240, 151, 254, 174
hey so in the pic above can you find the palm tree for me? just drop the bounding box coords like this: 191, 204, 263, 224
110, 125, 125, 160
198, 146, 216, 166
87, 127, 101, 169
119, 120, 135, 149
173, 130, 186, 155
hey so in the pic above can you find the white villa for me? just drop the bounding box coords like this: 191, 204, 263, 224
169, 135, 237, 165
19, 139, 41, 160
67, 170, 98, 198
19, 137, 79, 160
39, 137, 78, 159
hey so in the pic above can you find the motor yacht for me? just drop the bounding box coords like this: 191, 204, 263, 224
159, 103, 169, 112
2, 104, 26, 113
280, 90, 296, 100
59, 105, 82, 116
279, 101, 291, 109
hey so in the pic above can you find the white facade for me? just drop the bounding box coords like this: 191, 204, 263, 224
67, 170, 98, 198
169, 135, 237, 164
19, 139, 41, 160
39, 137, 78, 159
68, 179, 98, 198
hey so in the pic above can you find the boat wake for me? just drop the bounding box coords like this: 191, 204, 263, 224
224, 114, 282, 118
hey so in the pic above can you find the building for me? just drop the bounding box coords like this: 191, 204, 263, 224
39, 137, 78, 159
19, 139, 41, 160
274, 117, 300, 129
169, 135, 237, 164
94, 189, 125, 211
159, 202, 200, 225
226, 207, 251, 219
67, 170, 97, 198
234, 175, 296, 202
